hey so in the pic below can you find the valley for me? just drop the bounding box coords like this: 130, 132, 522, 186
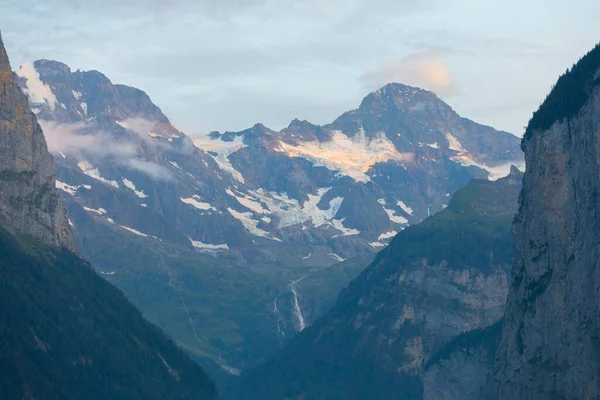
13, 58, 523, 381
1, 5, 598, 398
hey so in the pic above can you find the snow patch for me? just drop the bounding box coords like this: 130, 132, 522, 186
227, 207, 280, 241
190, 239, 229, 253
328, 253, 346, 262
55, 180, 91, 196
397, 201, 413, 215
83, 206, 107, 215
444, 133, 525, 180
16, 62, 58, 110
193, 134, 246, 183
122, 178, 148, 198
383, 207, 409, 224
180, 197, 215, 211
120, 225, 150, 238
226, 188, 268, 214
378, 231, 398, 240
249, 187, 358, 235
369, 242, 386, 248
77, 161, 119, 188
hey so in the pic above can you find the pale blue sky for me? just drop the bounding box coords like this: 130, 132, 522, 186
1, 0, 599, 136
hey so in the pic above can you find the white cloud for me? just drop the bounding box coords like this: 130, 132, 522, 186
40, 120, 137, 158
127, 159, 173, 180
39, 120, 172, 180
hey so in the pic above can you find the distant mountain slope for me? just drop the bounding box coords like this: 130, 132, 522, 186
0, 32, 217, 400
234, 167, 522, 400
16, 60, 523, 268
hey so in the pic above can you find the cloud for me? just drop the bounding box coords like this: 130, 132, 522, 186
361, 51, 455, 95
40, 120, 137, 158
126, 159, 173, 180
39, 120, 172, 180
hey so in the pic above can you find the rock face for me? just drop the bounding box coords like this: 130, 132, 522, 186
234, 168, 522, 400
495, 44, 600, 399
0, 34, 72, 248
423, 322, 501, 400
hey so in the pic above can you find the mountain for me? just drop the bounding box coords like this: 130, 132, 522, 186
0, 32, 218, 400
233, 167, 523, 400
495, 43, 600, 399
15, 59, 523, 377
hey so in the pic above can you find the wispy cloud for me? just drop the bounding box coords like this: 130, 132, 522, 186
39, 120, 173, 180
41, 120, 137, 158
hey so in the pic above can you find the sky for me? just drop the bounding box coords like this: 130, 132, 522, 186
1, 0, 599, 136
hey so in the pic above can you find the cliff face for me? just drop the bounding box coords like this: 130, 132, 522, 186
0, 34, 72, 248
423, 322, 502, 400
495, 44, 600, 399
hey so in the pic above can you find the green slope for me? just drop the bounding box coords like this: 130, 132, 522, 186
0, 228, 218, 400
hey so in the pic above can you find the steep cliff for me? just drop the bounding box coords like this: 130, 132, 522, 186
495, 43, 600, 399
0, 33, 72, 248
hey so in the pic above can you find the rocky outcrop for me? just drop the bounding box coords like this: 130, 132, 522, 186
495, 43, 600, 399
0, 33, 72, 248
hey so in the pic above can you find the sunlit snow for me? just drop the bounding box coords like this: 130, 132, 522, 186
275, 129, 413, 182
